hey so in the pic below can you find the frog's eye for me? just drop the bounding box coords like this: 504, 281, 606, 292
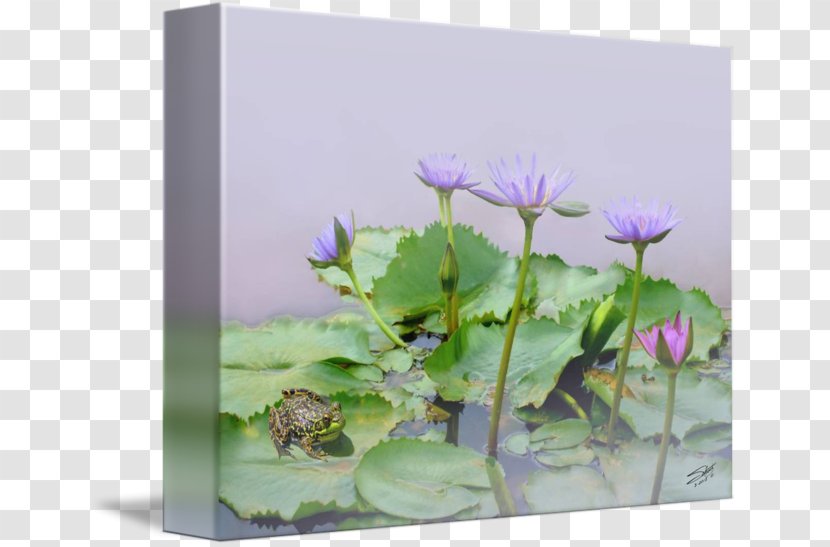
331, 402, 341, 411
322, 413, 331, 424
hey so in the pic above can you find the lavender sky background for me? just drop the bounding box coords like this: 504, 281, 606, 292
221, 7, 730, 325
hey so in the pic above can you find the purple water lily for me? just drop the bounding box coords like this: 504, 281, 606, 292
416, 153, 478, 192
308, 213, 354, 265
602, 197, 681, 245
635, 312, 694, 369
307, 212, 406, 348
469, 154, 574, 216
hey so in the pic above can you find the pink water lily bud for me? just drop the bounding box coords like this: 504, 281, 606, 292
634, 312, 694, 369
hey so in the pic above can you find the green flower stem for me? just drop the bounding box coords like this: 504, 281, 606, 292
651, 369, 678, 505
437, 191, 447, 226
444, 293, 458, 336
607, 244, 645, 448
344, 265, 407, 348
443, 193, 456, 248
486, 456, 517, 517
553, 388, 589, 421
441, 193, 459, 333
487, 216, 535, 458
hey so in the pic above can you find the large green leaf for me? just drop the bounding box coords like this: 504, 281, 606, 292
219, 393, 411, 521
610, 277, 727, 368
221, 317, 375, 370
530, 255, 626, 319
221, 364, 372, 419
219, 317, 379, 419
354, 438, 492, 520
314, 226, 413, 295
423, 318, 585, 408
372, 222, 522, 324
584, 365, 731, 441
596, 439, 732, 506
523, 466, 617, 513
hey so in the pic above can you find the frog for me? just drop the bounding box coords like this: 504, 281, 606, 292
268, 388, 345, 460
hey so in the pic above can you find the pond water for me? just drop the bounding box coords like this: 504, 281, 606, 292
217, 316, 732, 537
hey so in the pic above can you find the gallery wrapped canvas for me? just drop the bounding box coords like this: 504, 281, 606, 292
163, 4, 731, 540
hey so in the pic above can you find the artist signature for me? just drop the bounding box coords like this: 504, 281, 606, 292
686, 463, 715, 487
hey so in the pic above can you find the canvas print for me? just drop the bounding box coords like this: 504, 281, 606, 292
163, 4, 731, 539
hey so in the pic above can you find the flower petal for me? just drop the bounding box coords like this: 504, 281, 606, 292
468, 188, 512, 207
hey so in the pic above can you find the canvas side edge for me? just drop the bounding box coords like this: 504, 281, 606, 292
162, 4, 223, 539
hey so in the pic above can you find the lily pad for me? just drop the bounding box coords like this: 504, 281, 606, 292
423, 318, 585, 408
579, 295, 627, 364
584, 365, 731, 441
221, 363, 371, 419
610, 276, 727, 368
372, 222, 526, 324
534, 445, 596, 468
595, 439, 732, 505
314, 226, 413, 295
528, 418, 592, 450
220, 317, 380, 419
504, 432, 530, 456
681, 421, 732, 454
513, 404, 566, 425
354, 438, 493, 520
530, 255, 626, 319
375, 348, 414, 373
523, 466, 617, 513
221, 317, 375, 369
219, 393, 410, 521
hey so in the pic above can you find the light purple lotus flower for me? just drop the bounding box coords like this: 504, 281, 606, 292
415, 153, 478, 192
602, 197, 681, 245
635, 312, 694, 369
308, 212, 354, 267
469, 154, 574, 217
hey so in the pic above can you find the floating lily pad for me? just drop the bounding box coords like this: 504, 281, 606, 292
219, 393, 410, 521
528, 418, 592, 450
375, 348, 414, 373
423, 318, 585, 408
354, 438, 493, 520
221, 363, 371, 419
222, 317, 375, 369
584, 365, 731, 441
534, 445, 596, 468
595, 439, 732, 506
372, 222, 529, 324
530, 255, 626, 319
220, 317, 380, 418
523, 466, 617, 513
314, 226, 413, 295
609, 277, 727, 368
513, 404, 566, 425
681, 421, 732, 454
504, 432, 530, 456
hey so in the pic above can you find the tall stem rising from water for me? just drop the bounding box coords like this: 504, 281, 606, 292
651, 370, 678, 504
607, 244, 645, 448
487, 215, 535, 458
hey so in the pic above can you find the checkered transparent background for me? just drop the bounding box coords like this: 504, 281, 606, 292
0, 0, 826, 543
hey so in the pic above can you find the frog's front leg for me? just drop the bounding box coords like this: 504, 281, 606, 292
298, 436, 327, 460
268, 407, 295, 460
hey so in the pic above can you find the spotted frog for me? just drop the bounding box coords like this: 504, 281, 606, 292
268, 388, 345, 460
